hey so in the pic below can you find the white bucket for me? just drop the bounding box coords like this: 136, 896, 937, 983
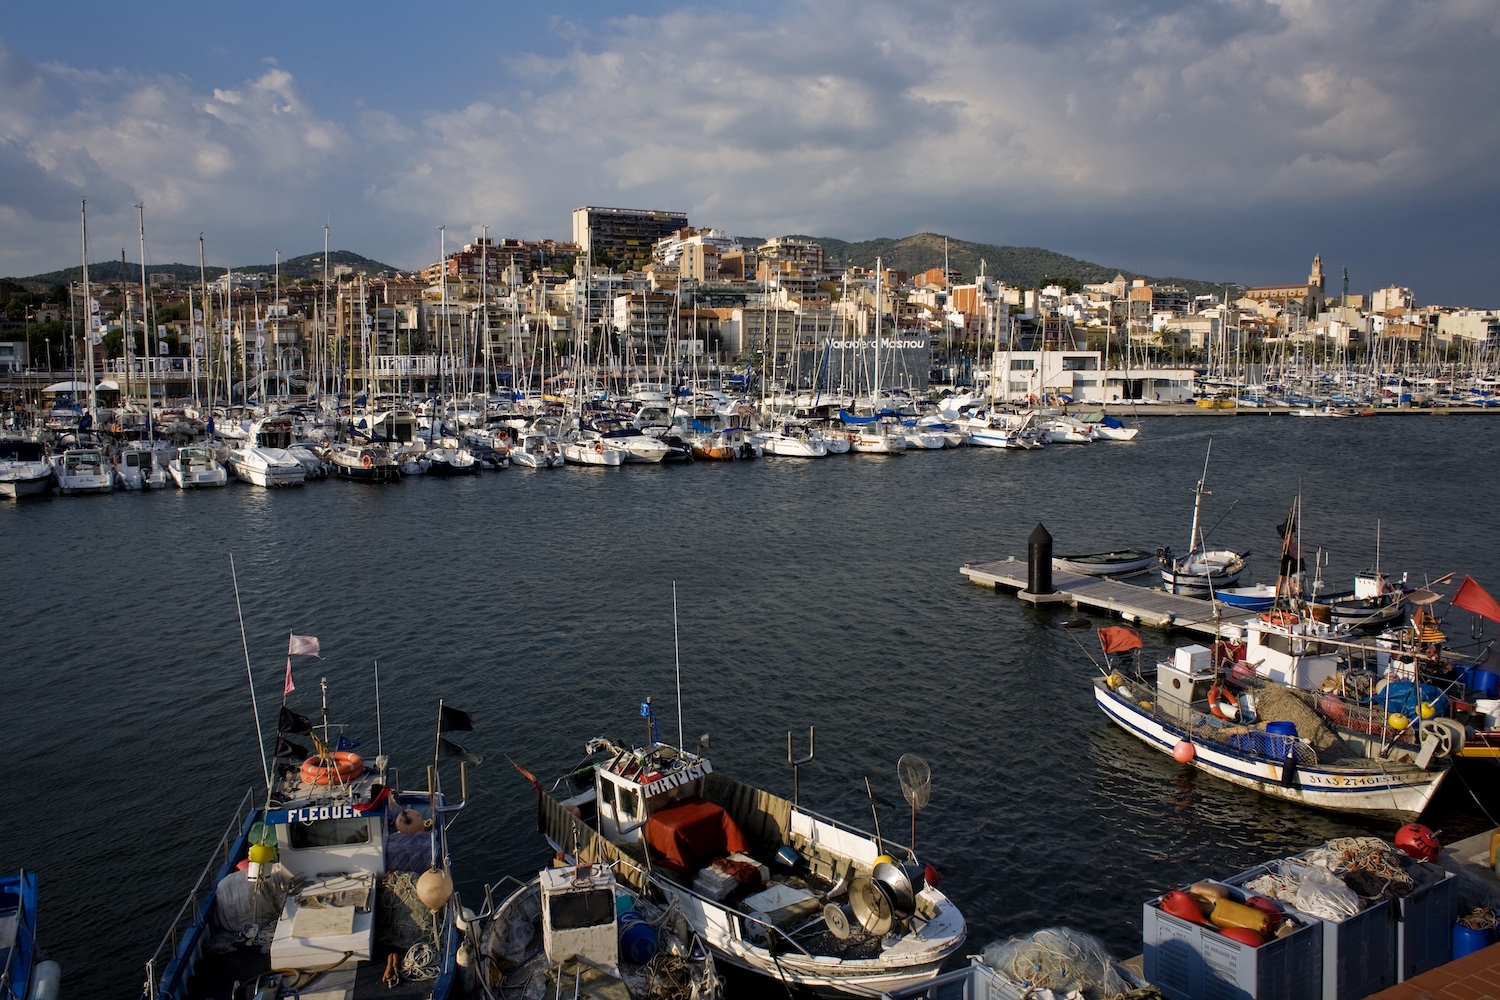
1475, 698, 1500, 731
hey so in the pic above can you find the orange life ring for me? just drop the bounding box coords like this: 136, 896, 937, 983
594, 440, 603, 454
301, 751, 364, 785
496, 429, 509, 441
1208, 681, 1239, 722
1259, 611, 1299, 627
361, 453, 373, 469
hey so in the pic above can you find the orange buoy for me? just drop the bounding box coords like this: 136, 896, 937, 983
1173, 740, 1196, 763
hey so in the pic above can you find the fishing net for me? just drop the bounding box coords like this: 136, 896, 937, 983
980, 927, 1129, 1000
377, 871, 440, 950
1249, 686, 1348, 756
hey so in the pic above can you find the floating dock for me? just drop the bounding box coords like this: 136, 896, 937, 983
960, 556, 1225, 637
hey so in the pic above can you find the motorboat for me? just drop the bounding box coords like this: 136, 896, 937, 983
331, 443, 402, 483
915, 414, 967, 447
1038, 414, 1094, 444
689, 427, 757, 461
55, 447, 114, 494
1079, 411, 1140, 441
476, 864, 721, 1000
426, 446, 480, 477
0, 440, 53, 498
113, 440, 168, 490
564, 436, 626, 466
226, 417, 307, 488
1093, 633, 1455, 820
167, 446, 228, 488
898, 423, 945, 450
511, 433, 565, 468
286, 444, 329, 479
1052, 548, 1155, 577
142, 679, 474, 1000
536, 722, 966, 997
957, 411, 1044, 449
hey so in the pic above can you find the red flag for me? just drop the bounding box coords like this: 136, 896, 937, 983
283, 656, 296, 696
507, 754, 543, 796
1099, 626, 1144, 654
1453, 576, 1500, 624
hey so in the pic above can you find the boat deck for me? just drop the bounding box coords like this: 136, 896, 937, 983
960, 556, 1224, 637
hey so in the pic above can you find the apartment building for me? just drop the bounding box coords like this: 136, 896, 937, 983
572, 206, 688, 268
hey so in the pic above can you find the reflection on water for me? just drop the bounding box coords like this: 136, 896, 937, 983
1, 416, 1498, 996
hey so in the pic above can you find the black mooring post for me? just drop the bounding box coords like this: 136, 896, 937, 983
1027, 522, 1054, 595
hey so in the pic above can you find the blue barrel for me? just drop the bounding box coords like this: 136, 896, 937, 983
1453, 923, 1493, 959
618, 910, 659, 964
1266, 721, 1298, 737
1469, 669, 1500, 700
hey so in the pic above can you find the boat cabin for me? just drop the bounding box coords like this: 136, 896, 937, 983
587, 742, 713, 844
253, 417, 295, 449
62, 449, 104, 475
1222, 615, 1342, 690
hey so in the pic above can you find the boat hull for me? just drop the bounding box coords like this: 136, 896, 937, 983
0, 469, 53, 498
1094, 682, 1444, 820
1052, 550, 1155, 577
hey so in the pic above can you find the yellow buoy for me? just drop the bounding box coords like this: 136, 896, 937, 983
1388, 712, 1411, 731
1419, 702, 1437, 720
247, 842, 276, 865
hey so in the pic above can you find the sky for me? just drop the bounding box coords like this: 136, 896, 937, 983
2, 0, 1498, 305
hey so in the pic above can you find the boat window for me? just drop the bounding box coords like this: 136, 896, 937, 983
288, 817, 372, 849
615, 784, 639, 820
548, 888, 614, 930
1260, 632, 1293, 655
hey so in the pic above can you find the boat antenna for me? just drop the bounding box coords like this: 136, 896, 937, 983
672, 581, 684, 751
319, 675, 331, 752
229, 554, 272, 793
374, 660, 383, 759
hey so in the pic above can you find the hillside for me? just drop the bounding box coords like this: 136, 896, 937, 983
8, 250, 400, 288
798, 232, 1226, 296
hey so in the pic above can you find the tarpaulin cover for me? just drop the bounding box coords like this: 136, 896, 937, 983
839, 409, 878, 425
644, 797, 748, 873
1098, 626, 1144, 654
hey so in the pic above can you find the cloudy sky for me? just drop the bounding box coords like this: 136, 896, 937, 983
2, 1, 1497, 304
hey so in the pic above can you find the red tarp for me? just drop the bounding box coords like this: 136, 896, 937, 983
1099, 626, 1144, 654
1453, 576, 1500, 625
643, 797, 748, 873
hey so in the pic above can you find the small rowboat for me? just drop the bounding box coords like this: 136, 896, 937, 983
1215, 584, 1278, 612
1052, 548, 1155, 577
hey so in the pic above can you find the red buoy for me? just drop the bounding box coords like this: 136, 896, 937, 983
1173, 740, 1197, 763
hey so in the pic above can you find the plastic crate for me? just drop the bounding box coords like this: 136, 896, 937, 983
1396, 868, 1457, 981
1224, 861, 1396, 1000
1143, 887, 1322, 1000
882, 958, 1013, 1000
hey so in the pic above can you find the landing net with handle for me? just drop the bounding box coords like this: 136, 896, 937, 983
897, 753, 931, 852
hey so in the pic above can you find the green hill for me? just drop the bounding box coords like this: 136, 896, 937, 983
8, 250, 400, 288
797, 232, 1227, 296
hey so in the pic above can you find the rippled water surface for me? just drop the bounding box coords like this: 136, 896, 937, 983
4, 414, 1500, 997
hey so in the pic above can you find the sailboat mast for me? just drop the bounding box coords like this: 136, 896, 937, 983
81, 200, 96, 417
1189, 440, 1213, 552
199, 235, 210, 410
138, 205, 154, 437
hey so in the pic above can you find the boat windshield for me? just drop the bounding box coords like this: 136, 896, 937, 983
288, 816, 372, 849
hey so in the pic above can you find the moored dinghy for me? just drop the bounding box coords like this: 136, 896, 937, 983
533, 713, 966, 997
1052, 548, 1155, 577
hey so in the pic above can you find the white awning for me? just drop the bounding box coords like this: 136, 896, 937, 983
42, 380, 91, 392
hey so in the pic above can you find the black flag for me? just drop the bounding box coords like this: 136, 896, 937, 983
279, 705, 313, 735
438, 705, 474, 732
439, 738, 482, 765
275, 736, 310, 760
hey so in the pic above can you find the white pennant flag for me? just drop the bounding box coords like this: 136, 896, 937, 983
284, 633, 320, 695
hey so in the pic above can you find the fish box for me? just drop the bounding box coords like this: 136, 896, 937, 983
1143, 887, 1321, 1000
1395, 868, 1457, 980
1224, 862, 1395, 1000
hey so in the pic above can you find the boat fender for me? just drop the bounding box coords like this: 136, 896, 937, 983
1172, 741, 1196, 763
26, 960, 60, 1000
396, 808, 427, 834
1394, 823, 1440, 862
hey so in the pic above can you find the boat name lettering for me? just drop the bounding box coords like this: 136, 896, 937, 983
269, 804, 360, 824
646, 761, 712, 790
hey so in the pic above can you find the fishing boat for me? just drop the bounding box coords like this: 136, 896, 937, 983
1214, 584, 1279, 613
54, 446, 113, 494
533, 716, 966, 998
331, 443, 401, 483
1091, 628, 1455, 820
1158, 442, 1247, 596
511, 433, 565, 468
1318, 572, 1408, 630
0, 440, 53, 499
167, 445, 229, 488
475, 863, 722, 999
2, 871, 60, 1000
226, 417, 306, 488
142, 677, 475, 1000
1051, 548, 1155, 577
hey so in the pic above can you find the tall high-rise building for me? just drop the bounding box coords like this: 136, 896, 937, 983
572, 206, 689, 269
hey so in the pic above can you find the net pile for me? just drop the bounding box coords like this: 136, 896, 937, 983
377, 871, 439, 950
981, 927, 1129, 1000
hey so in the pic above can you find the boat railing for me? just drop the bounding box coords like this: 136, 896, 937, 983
142, 788, 257, 1000
791, 803, 915, 862
0, 869, 27, 1000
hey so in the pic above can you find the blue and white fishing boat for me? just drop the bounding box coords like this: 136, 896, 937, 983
143, 658, 476, 1000
2, 871, 60, 1000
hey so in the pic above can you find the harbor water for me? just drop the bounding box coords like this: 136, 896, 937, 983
4, 414, 1499, 997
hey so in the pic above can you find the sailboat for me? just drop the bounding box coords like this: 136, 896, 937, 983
1157, 442, 1248, 596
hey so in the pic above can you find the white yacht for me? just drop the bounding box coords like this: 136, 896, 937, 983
226, 416, 306, 488
0, 440, 53, 498
512, 433, 565, 468
167, 446, 229, 488
563, 435, 626, 466
757, 424, 828, 458
55, 447, 114, 494
113, 441, 168, 490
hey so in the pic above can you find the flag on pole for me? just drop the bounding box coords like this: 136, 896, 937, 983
438, 705, 474, 732
278, 705, 313, 735
1453, 576, 1500, 624
439, 738, 482, 765
284, 634, 320, 695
